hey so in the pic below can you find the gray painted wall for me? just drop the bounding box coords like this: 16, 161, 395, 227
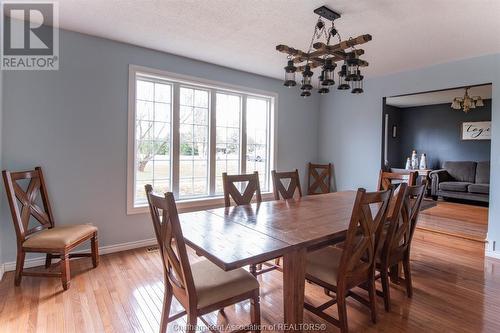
0, 28, 320, 263
387, 100, 491, 169
318, 54, 500, 249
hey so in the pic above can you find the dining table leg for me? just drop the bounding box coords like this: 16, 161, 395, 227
282, 248, 307, 333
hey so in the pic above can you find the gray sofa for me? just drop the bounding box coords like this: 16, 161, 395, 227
430, 161, 490, 203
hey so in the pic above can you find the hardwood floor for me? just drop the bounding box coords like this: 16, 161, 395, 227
416, 200, 488, 253
0, 203, 498, 333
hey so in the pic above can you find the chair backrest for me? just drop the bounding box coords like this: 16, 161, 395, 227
406, 184, 426, 242
2, 167, 55, 244
307, 163, 332, 195
222, 171, 262, 207
378, 170, 417, 191
382, 184, 425, 264
379, 183, 408, 263
338, 187, 392, 286
272, 169, 302, 200
145, 185, 196, 308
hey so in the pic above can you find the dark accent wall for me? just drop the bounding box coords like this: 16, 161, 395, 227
386, 100, 491, 169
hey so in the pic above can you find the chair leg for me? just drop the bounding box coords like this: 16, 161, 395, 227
256, 263, 262, 271
14, 250, 26, 286
186, 312, 197, 333
389, 264, 400, 284
380, 269, 391, 312
250, 291, 261, 333
249, 264, 257, 276
45, 253, 52, 269
367, 276, 377, 324
160, 283, 173, 333
274, 257, 280, 266
91, 233, 99, 268
403, 256, 413, 298
337, 291, 349, 333
60, 252, 71, 290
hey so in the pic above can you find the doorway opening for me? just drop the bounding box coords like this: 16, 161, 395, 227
381, 84, 491, 248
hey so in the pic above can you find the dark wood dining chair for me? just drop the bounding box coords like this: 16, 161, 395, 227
304, 187, 393, 333
307, 163, 332, 195
271, 169, 302, 200
376, 184, 426, 311
222, 172, 277, 276
374, 183, 408, 311
222, 171, 262, 207
2, 167, 98, 290
377, 170, 417, 191
145, 185, 261, 333
270, 169, 302, 267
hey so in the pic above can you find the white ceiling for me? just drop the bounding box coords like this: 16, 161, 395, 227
11, 0, 500, 79
386, 84, 492, 108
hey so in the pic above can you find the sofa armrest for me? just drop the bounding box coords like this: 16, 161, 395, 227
429, 169, 452, 196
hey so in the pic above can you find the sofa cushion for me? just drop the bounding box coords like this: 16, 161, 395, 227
439, 181, 472, 192
468, 184, 489, 195
475, 161, 490, 184
442, 161, 477, 183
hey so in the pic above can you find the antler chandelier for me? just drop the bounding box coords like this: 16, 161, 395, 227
276, 6, 372, 97
451, 87, 484, 113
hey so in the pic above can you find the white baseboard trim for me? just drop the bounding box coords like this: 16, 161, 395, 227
486, 250, 500, 260
485, 239, 500, 260
2, 238, 157, 272
0, 264, 4, 282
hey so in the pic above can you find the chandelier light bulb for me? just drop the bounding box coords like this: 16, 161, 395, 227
475, 97, 484, 107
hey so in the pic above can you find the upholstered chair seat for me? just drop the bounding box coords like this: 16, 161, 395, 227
192, 259, 260, 309
23, 225, 98, 250
306, 246, 344, 286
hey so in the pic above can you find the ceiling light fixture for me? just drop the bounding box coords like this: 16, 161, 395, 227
451, 87, 484, 113
276, 5, 372, 97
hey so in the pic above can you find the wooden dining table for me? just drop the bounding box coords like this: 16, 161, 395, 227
179, 191, 357, 332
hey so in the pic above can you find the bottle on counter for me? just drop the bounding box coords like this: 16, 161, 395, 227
405, 157, 411, 170
419, 153, 427, 170
411, 150, 418, 170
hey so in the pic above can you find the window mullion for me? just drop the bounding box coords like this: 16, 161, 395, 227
241, 95, 247, 174
209, 90, 217, 195
172, 82, 180, 198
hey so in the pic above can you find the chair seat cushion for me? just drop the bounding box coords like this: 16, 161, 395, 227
468, 184, 489, 194
23, 224, 97, 250
306, 246, 344, 287
192, 259, 259, 309
439, 181, 472, 192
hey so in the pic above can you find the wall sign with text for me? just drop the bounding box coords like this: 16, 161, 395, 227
461, 121, 491, 140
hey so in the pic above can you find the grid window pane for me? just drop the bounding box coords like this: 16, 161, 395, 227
246, 97, 270, 191
132, 74, 274, 208
154, 102, 170, 122
179, 87, 209, 198
137, 80, 154, 100
215, 93, 241, 194
134, 79, 172, 206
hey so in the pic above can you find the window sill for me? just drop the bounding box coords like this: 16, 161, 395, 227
127, 192, 275, 215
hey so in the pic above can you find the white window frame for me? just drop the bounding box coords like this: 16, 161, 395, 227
127, 65, 278, 214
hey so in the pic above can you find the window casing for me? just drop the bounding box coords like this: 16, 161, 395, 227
127, 65, 276, 213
